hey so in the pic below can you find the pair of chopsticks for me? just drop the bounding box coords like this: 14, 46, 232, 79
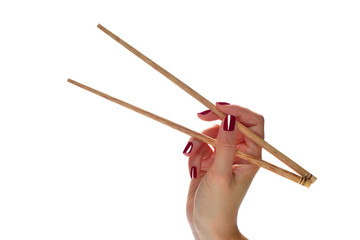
68, 24, 316, 188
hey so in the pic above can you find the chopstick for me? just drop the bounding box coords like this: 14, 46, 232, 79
97, 24, 316, 184
67, 78, 311, 187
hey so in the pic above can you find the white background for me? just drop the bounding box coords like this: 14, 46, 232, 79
1, 1, 359, 239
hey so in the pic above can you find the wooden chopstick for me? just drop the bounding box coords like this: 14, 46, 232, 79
97, 24, 316, 184
67, 78, 311, 187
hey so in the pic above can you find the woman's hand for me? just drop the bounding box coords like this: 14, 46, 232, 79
184, 103, 265, 240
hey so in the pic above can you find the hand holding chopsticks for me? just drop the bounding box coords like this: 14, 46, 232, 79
67, 24, 316, 188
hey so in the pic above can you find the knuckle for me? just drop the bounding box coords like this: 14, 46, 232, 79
217, 138, 237, 150
257, 114, 265, 125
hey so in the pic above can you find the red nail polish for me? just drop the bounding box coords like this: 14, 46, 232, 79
191, 166, 197, 179
183, 142, 193, 154
217, 102, 230, 105
199, 109, 211, 115
223, 115, 236, 131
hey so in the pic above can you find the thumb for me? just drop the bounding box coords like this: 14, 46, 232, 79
210, 114, 237, 179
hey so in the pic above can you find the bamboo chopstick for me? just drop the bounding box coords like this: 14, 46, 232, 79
97, 24, 316, 184
67, 78, 311, 187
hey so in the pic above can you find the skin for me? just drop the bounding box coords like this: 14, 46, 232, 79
184, 103, 265, 240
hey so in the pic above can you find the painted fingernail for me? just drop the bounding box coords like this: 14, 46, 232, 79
223, 115, 236, 131
199, 109, 211, 115
183, 142, 193, 154
216, 102, 230, 105
190, 166, 197, 179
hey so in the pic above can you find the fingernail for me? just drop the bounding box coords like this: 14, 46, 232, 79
223, 115, 236, 131
199, 109, 211, 115
216, 102, 230, 105
190, 166, 197, 179
183, 142, 193, 154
